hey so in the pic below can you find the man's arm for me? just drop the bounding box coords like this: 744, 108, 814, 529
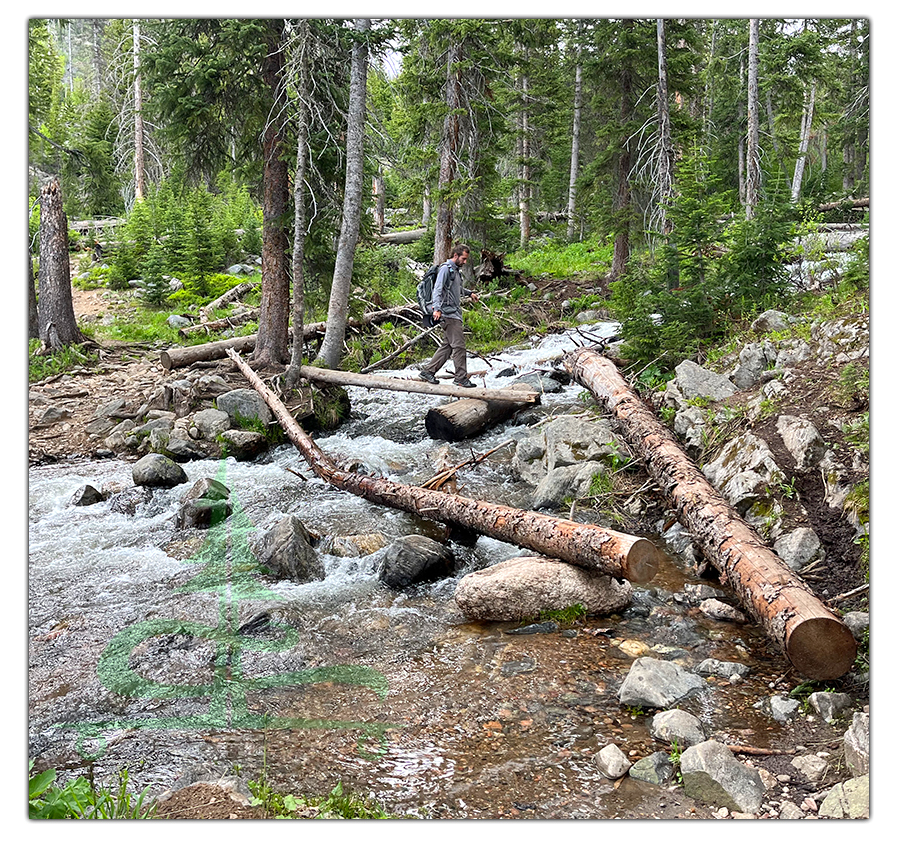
430, 262, 451, 319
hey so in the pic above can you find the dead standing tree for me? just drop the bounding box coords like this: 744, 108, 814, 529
227, 348, 660, 584
37, 179, 85, 352
564, 347, 856, 680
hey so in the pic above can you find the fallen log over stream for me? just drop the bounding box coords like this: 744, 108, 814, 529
227, 349, 659, 583
298, 365, 540, 404
563, 347, 856, 680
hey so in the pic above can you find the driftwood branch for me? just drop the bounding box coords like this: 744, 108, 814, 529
564, 347, 856, 680
226, 348, 659, 583
199, 280, 260, 321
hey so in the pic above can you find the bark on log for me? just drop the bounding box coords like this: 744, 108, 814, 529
199, 280, 259, 321
375, 228, 427, 244
563, 347, 856, 680
425, 382, 537, 441
159, 304, 422, 370
227, 349, 659, 583
299, 365, 540, 404
817, 196, 869, 212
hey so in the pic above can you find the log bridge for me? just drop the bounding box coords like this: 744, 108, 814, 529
564, 347, 856, 680
226, 349, 659, 584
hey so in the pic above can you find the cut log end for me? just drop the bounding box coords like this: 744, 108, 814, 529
624, 537, 660, 584
786, 617, 857, 681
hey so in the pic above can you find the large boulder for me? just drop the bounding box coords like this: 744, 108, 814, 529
777, 415, 826, 471
251, 516, 324, 583
843, 711, 869, 777
220, 429, 268, 461
132, 453, 188, 488
376, 534, 455, 589
531, 460, 606, 510
673, 360, 738, 402
616, 657, 705, 709
192, 408, 232, 441
680, 740, 766, 814
215, 389, 272, 428
454, 556, 632, 622
701, 433, 784, 515
819, 775, 869, 819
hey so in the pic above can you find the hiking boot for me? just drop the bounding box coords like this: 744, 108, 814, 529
419, 370, 439, 385
454, 378, 476, 388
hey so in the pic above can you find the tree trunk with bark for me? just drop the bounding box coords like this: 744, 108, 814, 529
517, 51, 532, 250
133, 21, 146, 202
199, 279, 259, 322
610, 21, 635, 281
28, 248, 39, 340
425, 382, 537, 441
791, 83, 816, 203
37, 180, 85, 352
287, 18, 311, 386
434, 40, 462, 266
252, 20, 292, 368
319, 18, 370, 369
745, 19, 761, 220
228, 349, 660, 583
566, 41, 583, 242
563, 347, 856, 680
656, 19, 675, 235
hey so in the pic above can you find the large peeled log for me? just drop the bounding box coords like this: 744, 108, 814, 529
563, 347, 856, 680
425, 382, 539, 441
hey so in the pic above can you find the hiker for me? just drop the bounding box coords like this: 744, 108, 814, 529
419, 244, 479, 388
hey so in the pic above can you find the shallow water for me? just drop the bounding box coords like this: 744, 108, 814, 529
28, 324, 814, 817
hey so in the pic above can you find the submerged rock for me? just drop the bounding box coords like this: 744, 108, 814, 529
616, 657, 706, 709
454, 556, 632, 622
251, 515, 324, 583
377, 534, 455, 589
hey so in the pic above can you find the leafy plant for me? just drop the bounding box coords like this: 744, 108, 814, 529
536, 603, 587, 627
842, 413, 869, 453
29, 762, 156, 819
668, 741, 684, 785
28, 339, 97, 382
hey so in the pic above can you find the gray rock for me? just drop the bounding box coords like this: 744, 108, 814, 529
773, 527, 823, 571
818, 775, 869, 819
778, 801, 806, 819
657, 521, 697, 567
167, 314, 192, 329
107, 486, 152, 515
629, 752, 676, 785
195, 374, 233, 398
673, 406, 707, 455
694, 658, 751, 679
777, 415, 826, 471
176, 478, 233, 529
543, 415, 624, 470
699, 599, 747, 623
35, 405, 72, 426
166, 431, 206, 462
701, 433, 783, 514
251, 516, 324, 583
729, 341, 776, 389
808, 691, 853, 723
755, 695, 800, 723
790, 754, 829, 783
70, 484, 105, 506
594, 743, 632, 780
216, 388, 273, 428
454, 556, 632, 622
649, 708, 706, 748
512, 432, 546, 486
842, 611, 869, 639
515, 371, 563, 395
132, 453, 188, 488
192, 407, 232, 440
680, 740, 766, 814
220, 429, 268, 461
616, 657, 706, 710
843, 712, 869, 777
377, 534, 455, 589
673, 360, 739, 402
531, 460, 606, 510
751, 309, 790, 333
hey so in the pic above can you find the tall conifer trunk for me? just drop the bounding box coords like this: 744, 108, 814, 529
745, 18, 761, 220
319, 18, 370, 369
434, 39, 462, 266
252, 20, 292, 367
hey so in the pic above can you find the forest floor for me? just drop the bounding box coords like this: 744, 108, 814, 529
29, 277, 869, 819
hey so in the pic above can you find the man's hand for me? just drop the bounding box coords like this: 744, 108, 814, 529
432, 309, 442, 321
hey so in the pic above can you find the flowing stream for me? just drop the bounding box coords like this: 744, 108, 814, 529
28, 324, 811, 818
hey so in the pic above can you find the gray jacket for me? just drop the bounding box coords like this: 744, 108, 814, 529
430, 259, 471, 321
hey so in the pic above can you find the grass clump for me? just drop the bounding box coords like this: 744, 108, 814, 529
249, 779, 392, 819
28, 339, 97, 382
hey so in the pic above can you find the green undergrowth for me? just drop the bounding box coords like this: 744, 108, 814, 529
29, 761, 156, 819
249, 779, 394, 819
